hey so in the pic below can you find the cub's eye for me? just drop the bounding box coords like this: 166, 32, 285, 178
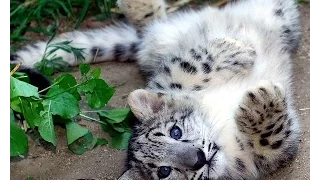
170, 125, 182, 140
157, 166, 172, 179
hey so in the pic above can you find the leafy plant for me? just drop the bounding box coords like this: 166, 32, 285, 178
10, 0, 118, 48
34, 35, 86, 77
10, 63, 134, 157
296, 0, 309, 3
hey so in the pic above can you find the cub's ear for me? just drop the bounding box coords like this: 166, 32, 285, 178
128, 89, 168, 120
118, 167, 144, 180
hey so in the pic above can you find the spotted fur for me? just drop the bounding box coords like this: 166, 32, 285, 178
10, 0, 301, 179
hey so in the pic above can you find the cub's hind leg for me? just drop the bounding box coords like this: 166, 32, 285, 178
235, 81, 300, 175
224, 0, 300, 54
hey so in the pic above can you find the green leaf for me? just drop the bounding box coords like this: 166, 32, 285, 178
99, 109, 134, 137
101, 121, 131, 135
18, 97, 43, 128
65, 122, 89, 145
47, 74, 80, 100
79, 63, 90, 76
39, 100, 56, 146
74, 0, 90, 28
46, 92, 79, 119
296, 0, 309, 3
10, 76, 39, 99
81, 79, 115, 109
10, 109, 28, 156
56, 74, 77, 87
68, 131, 97, 155
100, 123, 121, 137
95, 138, 108, 147
109, 131, 132, 150
34, 61, 56, 77
10, 64, 15, 71
46, 41, 85, 62
34, 57, 70, 77
52, 115, 71, 124
12, 72, 30, 83
91, 68, 101, 78
112, 124, 130, 133
10, 97, 22, 113
98, 108, 131, 123
77, 79, 96, 93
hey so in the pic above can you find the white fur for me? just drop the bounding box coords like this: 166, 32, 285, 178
11, 0, 301, 179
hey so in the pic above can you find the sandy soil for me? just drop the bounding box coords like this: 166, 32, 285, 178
10, 3, 310, 180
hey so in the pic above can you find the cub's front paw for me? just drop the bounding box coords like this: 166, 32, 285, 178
235, 81, 287, 134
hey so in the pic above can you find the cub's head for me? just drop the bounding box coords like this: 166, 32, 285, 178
118, 89, 228, 180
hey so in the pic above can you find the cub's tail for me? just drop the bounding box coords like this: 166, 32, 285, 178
10, 23, 140, 68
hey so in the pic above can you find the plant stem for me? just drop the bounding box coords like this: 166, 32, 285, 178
213, 0, 229, 7
110, 7, 121, 14
167, 0, 192, 13
79, 113, 107, 125
92, 47, 100, 63
24, 0, 37, 7
81, 110, 108, 113
10, 62, 22, 76
38, 79, 62, 94
45, 84, 80, 98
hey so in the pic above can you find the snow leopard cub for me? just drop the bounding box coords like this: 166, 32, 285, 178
10, 0, 301, 179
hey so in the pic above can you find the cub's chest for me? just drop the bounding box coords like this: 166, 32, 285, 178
147, 39, 257, 92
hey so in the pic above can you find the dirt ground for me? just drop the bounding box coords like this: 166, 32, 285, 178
10, 3, 310, 180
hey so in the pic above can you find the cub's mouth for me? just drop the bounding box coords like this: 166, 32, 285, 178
205, 149, 220, 178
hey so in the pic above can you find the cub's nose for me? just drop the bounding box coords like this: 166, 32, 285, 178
193, 149, 207, 170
